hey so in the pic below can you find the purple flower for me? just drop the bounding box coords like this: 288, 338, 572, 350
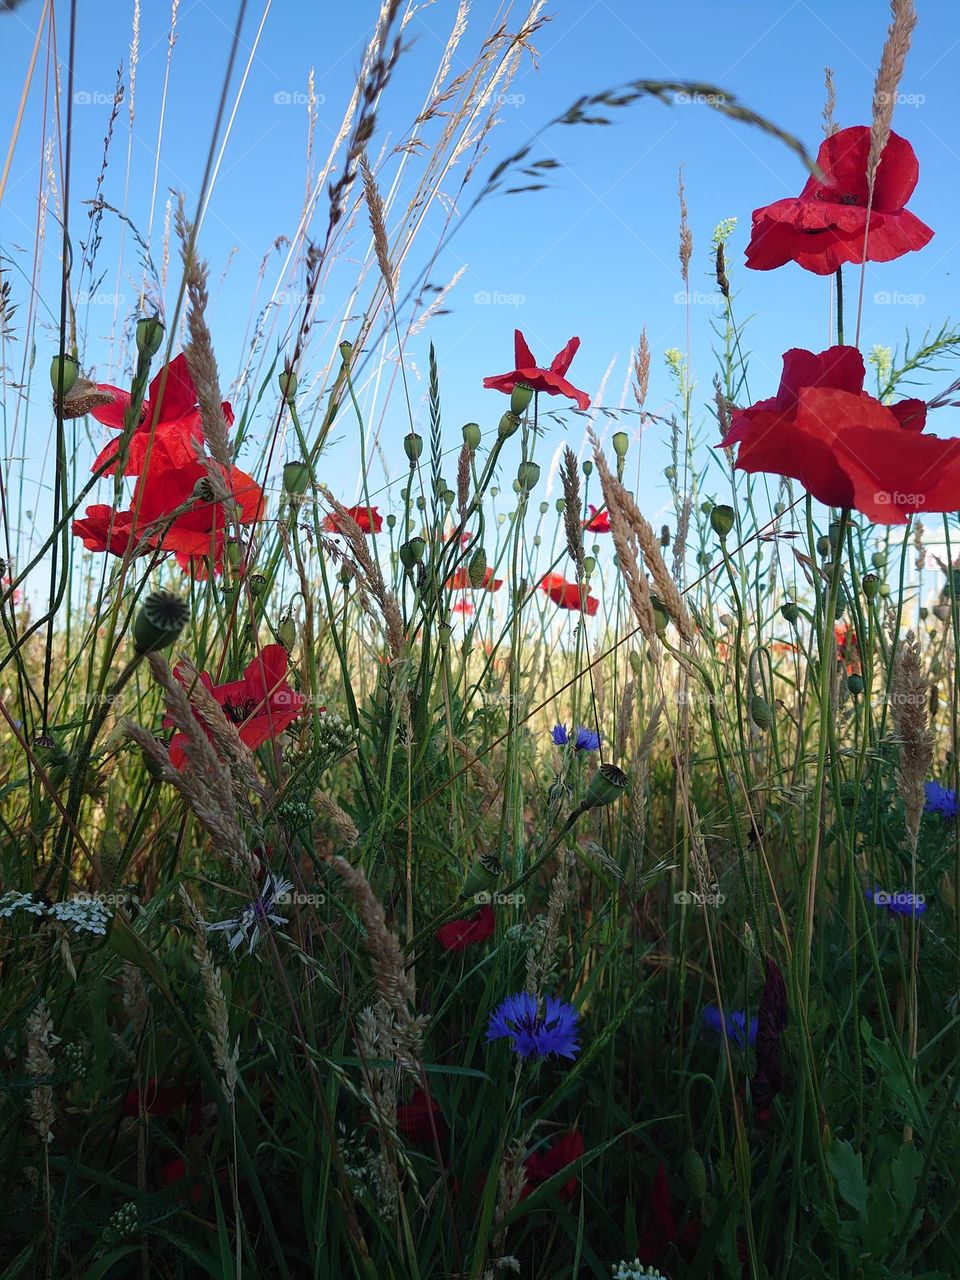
924, 781, 958, 820
866, 887, 927, 918
702, 1004, 757, 1048
486, 992, 581, 1061
550, 723, 601, 752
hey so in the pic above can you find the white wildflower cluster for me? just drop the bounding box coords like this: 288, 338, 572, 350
611, 1263, 668, 1280
0, 891, 111, 935
311, 712, 358, 766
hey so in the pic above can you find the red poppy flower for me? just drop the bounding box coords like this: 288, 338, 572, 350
520, 1129, 584, 1201
745, 126, 933, 275
323, 505, 382, 534
720, 345, 960, 524
166, 643, 305, 767
158, 1156, 203, 1205
483, 330, 591, 410
583, 504, 611, 533
452, 599, 474, 615
835, 623, 860, 675
71, 505, 142, 556
396, 1088, 449, 1144
446, 567, 503, 591
540, 572, 598, 616
89, 353, 235, 477
435, 904, 495, 951
636, 1162, 702, 1265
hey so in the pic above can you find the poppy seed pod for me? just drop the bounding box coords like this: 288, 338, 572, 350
612, 431, 628, 460
847, 673, 864, 695
278, 365, 298, 403
582, 460, 593, 476
582, 762, 629, 809
247, 573, 268, 598
135, 314, 165, 359
50, 353, 79, 397
664, 465, 677, 481
438, 622, 452, 647
517, 461, 540, 493
283, 461, 311, 496
710, 504, 735, 539
404, 432, 423, 464
399, 537, 426, 570
338, 340, 353, 366
816, 536, 831, 557
462, 422, 481, 451
861, 572, 880, 601
781, 601, 800, 624
468, 547, 487, 587
582, 555, 596, 575
749, 694, 773, 732
459, 853, 504, 900
510, 382, 533, 415
497, 411, 521, 440
133, 591, 189, 654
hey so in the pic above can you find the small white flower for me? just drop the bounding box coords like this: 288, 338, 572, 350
206, 874, 293, 956
0, 890, 46, 919
47, 896, 112, 936
611, 1262, 669, 1280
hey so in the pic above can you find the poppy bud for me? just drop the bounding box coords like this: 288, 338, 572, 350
247, 573, 268, 598
283, 461, 311, 496
879, 583, 890, 598
510, 382, 533, 415
612, 431, 628, 460
399, 537, 426, 570
404, 432, 423, 463
664, 465, 677, 481
650, 596, 669, 636
774, 501, 786, 515
135, 314, 165, 359
278, 365, 298, 403
700, 500, 714, 516
816, 536, 830, 557
847, 674, 864, 695
749, 694, 772, 732
919, 605, 929, 621
133, 590, 189, 654
781, 602, 799, 624
50, 353, 79, 397
660, 525, 670, 547
468, 547, 487, 587
628, 651, 642, 675
193, 477, 215, 503
710, 504, 735, 539
539, 501, 549, 515
861, 573, 880, 601
871, 551, 887, 569
682, 1148, 707, 1203
459, 853, 504, 900
339, 340, 354, 367
462, 422, 481, 451
497, 411, 520, 440
276, 614, 297, 652
517, 461, 540, 493
582, 762, 629, 809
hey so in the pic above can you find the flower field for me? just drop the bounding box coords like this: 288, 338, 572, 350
3, 1, 960, 1277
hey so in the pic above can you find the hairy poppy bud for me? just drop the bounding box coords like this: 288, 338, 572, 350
710, 504, 735, 539
283, 461, 311, 496
134, 590, 189, 654
582, 763, 629, 809
459, 853, 503, 901
650, 596, 669, 636
399, 537, 426, 570
497, 411, 520, 440
462, 422, 481, 451
404, 432, 423, 463
516, 461, 540, 493
135, 314, 165, 359
50, 353, 80, 397
510, 383, 533, 415
468, 547, 487, 587
781, 602, 799, 624
749, 694, 772, 732
847, 673, 864, 695
277, 614, 297, 652
861, 573, 880, 601
612, 431, 628, 460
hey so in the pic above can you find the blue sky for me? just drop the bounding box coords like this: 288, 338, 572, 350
2, 0, 958, 594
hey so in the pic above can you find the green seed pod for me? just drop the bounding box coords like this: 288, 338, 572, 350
248, 573, 268, 598
459, 853, 504, 901
582, 459, 593, 476
847, 673, 864, 695
133, 590, 189, 654
277, 614, 297, 652
468, 547, 488, 587
404, 432, 423, 463
278, 364, 298, 403
816, 536, 830, 557
539, 501, 549, 515
50, 353, 80, 397
871, 550, 887, 569
664, 465, 677, 482
582, 763, 629, 810
612, 431, 628, 460
224, 541, 244, 570
749, 694, 772, 732
781, 601, 800, 624
135, 314, 165, 358
700, 500, 714, 516
517, 461, 540, 492
628, 650, 643, 676
399, 537, 426, 570
510, 382, 533, 415
582, 555, 596, 576
555, 499, 566, 513
710, 504, 735, 539
462, 422, 481, 451
438, 622, 452, 647
498, 411, 521, 440
861, 573, 880, 601
650, 595, 669, 636
283, 461, 311, 496
919, 605, 929, 621
339, 340, 354, 367
774, 501, 786, 515
442, 489, 455, 510
682, 1148, 707, 1203
879, 583, 890, 598
828, 519, 843, 549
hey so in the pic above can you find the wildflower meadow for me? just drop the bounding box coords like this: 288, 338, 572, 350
3, 0, 960, 1276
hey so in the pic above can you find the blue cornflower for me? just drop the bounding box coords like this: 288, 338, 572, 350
924, 781, 959, 820
702, 1004, 757, 1048
486, 991, 581, 1061
865, 887, 927, 918
550, 723, 601, 752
